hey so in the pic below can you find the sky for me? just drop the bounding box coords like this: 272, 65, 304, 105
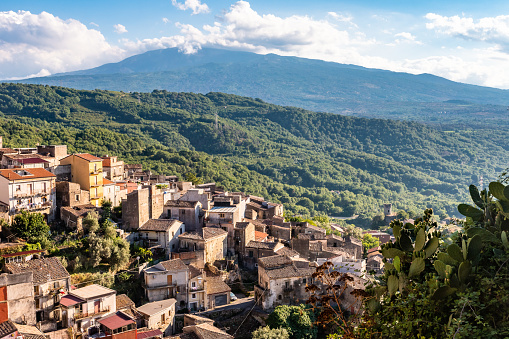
2, 0, 509, 89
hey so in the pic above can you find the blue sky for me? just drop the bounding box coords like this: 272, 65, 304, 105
2, 0, 509, 89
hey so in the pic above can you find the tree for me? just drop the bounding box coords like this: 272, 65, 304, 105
83, 210, 99, 233
252, 326, 289, 339
266, 305, 316, 339
11, 211, 49, 242
101, 199, 112, 221
361, 234, 380, 252
185, 172, 203, 185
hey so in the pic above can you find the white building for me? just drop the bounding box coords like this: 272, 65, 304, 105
138, 219, 185, 254
143, 259, 189, 309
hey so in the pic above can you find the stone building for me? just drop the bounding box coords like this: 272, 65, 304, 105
205, 275, 230, 309
243, 241, 284, 270
163, 200, 202, 233
4, 256, 70, 327
254, 255, 314, 310
187, 265, 206, 312
177, 227, 228, 267
122, 186, 164, 231
101, 156, 125, 182
0, 272, 36, 325
55, 181, 90, 214
245, 196, 284, 220
60, 204, 97, 231
138, 219, 185, 254
233, 221, 255, 258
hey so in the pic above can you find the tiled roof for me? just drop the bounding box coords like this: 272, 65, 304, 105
202, 227, 227, 240
103, 178, 115, 185
184, 314, 214, 324
179, 232, 204, 241
0, 320, 17, 337
190, 323, 234, 339
205, 276, 231, 295
137, 329, 163, 339
60, 294, 84, 307
0, 148, 16, 154
1, 249, 44, 258
254, 231, 268, 241
258, 255, 293, 268
0, 168, 55, 181
15, 324, 45, 339
60, 204, 97, 218
160, 259, 188, 272
166, 333, 199, 339
246, 241, 278, 250
189, 265, 203, 279
165, 200, 198, 208
98, 311, 135, 330
116, 294, 135, 310
266, 265, 315, 280
5, 257, 69, 284
275, 246, 299, 258
139, 219, 181, 232
74, 153, 103, 162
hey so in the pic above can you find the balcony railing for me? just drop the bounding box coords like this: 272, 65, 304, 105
90, 170, 102, 175
74, 306, 111, 320
14, 189, 49, 198
15, 201, 52, 213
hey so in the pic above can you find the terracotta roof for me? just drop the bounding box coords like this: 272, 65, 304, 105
0, 148, 16, 154
179, 232, 204, 241
205, 276, 231, 295
116, 294, 135, 310
189, 265, 203, 279
202, 227, 227, 240
74, 153, 103, 162
1, 249, 44, 258
0, 168, 55, 181
159, 259, 188, 271
103, 178, 115, 185
60, 294, 84, 307
5, 257, 69, 284
258, 255, 293, 268
188, 323, 233, 339
0, 320, 17, 337
137, 329, 163, 339
255, 231, 268, 242
98, 311, 135, 330
139, 219, 181, 232
165, 200, 199, 208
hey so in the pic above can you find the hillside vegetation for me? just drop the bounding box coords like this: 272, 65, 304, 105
0, 83, 506, 221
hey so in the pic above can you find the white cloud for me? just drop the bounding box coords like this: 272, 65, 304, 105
171, 0, 210, 15
426, 13, 509, 46
162, 17, 170, 24
90, 22, 99, 27
114, 24, 128, 34
393, 32, 422, 45
0, 10, 124, 79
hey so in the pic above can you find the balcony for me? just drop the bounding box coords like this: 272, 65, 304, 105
15, 201, 52, 213
89, 170, 102, 175
74, 306, 111, 320
14, 189, 49, 198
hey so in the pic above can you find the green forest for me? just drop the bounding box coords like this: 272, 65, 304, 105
0, 83, 506, 222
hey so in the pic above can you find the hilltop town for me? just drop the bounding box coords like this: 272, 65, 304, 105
0, 138, 390, 338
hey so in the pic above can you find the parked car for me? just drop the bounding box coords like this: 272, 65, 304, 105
230, 292, 238, 301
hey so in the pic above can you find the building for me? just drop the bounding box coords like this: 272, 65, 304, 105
0, 272, 37, 325
55, 181, 90, 211
187, 265, 206, 312
122, 186, 164, 231
143, 259, 188, 308
60, 154, 104, 207
254, 255, 314, 310
4, 257, 70, 325
233, 222, 255, 259
205, 275, 230, 309
163, 201, 202, 233
136, 299, 176, 336
103, 179, 122, 207
181, 323, 233, 339
0, 168, 56, 221
177, 228, 228, 267
97, 311, 137, 339
101, 156, 125, 182
245, 196, 284, 220
0, 320, 45, 339
138, 219, 185, 254
59, 284, 116, 334
60, 204, 97, 231
244, 241, 285, 270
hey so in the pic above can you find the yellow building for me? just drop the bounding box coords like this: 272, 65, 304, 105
60, 153, 104, 206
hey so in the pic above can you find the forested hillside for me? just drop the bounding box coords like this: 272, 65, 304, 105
0, 83, 506, 221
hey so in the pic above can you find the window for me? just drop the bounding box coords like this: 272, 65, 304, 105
172, 232, 175, 237
219, 213, 225, 218
192, 282, 196, 287
15, 185, 21, 191
302, 278, 306, 284
76, 194, 80, 202
181, 210, 185, 215
285, 281, 289, 288
180, 228, 183, 234
54, 282, 60, 288
249, 251, 254, 258
278, 295, 282, 300
192, 293, 196, 298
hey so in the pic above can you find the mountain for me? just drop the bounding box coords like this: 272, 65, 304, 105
0, 83, 507, 223
12, 48, 509, 126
